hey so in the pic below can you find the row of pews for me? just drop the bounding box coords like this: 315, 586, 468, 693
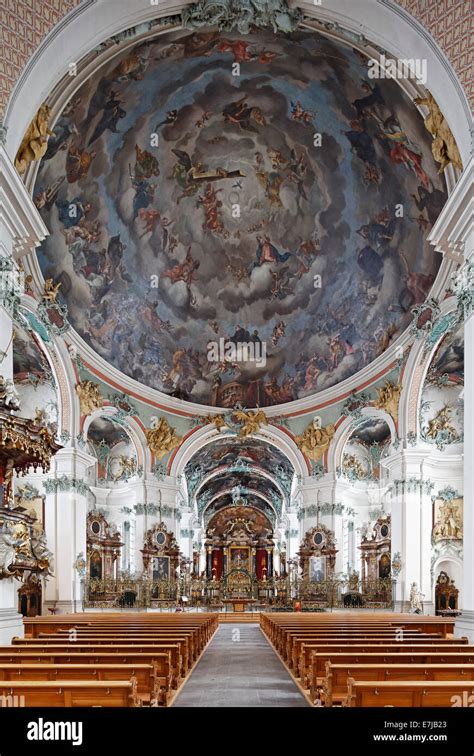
260, 612, 474, 707
0, 613, 218, 707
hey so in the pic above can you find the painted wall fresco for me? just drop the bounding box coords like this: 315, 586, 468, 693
420, 323, 464, 449
185, 436, 294, 478
341, 418, 391, 482
34, 28, 445, 407
197, 470, 282, 503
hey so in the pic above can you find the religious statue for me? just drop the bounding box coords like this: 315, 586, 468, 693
348, 570, 359, 591
433, 500, 463, 541
0, 375, 21, 411
342, 453, 367, 480
12, 521, 32, 558
14, 104, 54, 175
409, 582, 424, 613
425, 405, 458, 444
414, 91, 463, 173
232, 408, 268, 437
31, 521, 54, 576
42, 278, 62, 304
75, 380, 104, 416
295, 418, 335, 461
374, 381, 401, 421
110, 455, 137, 482
0, 522, 18, 577
145, 416, 182, 459
205, 413, 226, 432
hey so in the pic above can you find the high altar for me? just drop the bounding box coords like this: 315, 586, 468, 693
204, 504, 274, 608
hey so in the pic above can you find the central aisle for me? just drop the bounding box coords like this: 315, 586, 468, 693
173, 623, 308, 707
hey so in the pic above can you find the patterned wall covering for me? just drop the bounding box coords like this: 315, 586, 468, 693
0, 0, 81, 117
396, 0, 472, 107
0, 1, 471, 120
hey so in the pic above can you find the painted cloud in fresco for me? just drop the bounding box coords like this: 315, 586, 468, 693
34, 28, 445, 407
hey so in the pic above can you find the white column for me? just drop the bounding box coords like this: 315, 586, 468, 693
428, 158, 473, 638
44, 448, 94, 613
384, 451, 432, 611
0, 145, 48, 639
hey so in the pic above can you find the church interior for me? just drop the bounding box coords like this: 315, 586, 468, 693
0, 0, 472, 730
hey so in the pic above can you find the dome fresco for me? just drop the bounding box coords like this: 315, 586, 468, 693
34, 28, 445, 408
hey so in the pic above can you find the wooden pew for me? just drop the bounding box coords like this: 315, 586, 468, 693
0, 663, 163, 705
2, 645, 182, 687
345, 679, 474, 707
286, 631, 436, 668
0, 680, 140, 707
321, 663, 474, 706
0, 650, 175, 693
27, 634, 195, 666
260, 613, 456, 642
298, 641, 470, 687
309, 650, 474, 703
23, 613, 219, 642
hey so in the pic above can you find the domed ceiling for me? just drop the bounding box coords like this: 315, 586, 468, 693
34, 27, 445, 408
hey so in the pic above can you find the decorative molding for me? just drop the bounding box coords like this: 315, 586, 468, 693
433, 485, 461, 503
410, 299, 441, 339
182, 0, 303, 34
43, 475, 90, 496
134, 502, 174, 517
151, 463, 167, 481
341, 390, 371, 419
393, 478, 435, 495
451, 260, 473, 322
391, 551, 402, 577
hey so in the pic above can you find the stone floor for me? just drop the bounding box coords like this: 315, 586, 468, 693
173, 624, 308, 707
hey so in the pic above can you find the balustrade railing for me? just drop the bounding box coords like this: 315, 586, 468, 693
82, 575, 395, 609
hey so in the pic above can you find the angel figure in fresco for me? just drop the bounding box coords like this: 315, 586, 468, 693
255, 169, 284, 207
34, 176, 65, 210
327, 335, 354, 370
88, 89, 126, 145
113, 50, 149, 81
216, 39, 253, 63
271, 321, 286, 346
222, 95, 266, 131
411, 185, 446, 226
197, 183, 225, 234
162, 247, 200, 304
269, 267, 291, 300
66, 143, 96, 183
399, 252, 435, 305
134, 144, 160, 179
373, 114, 430, 189
352, 81, 385, 119
343, 119, 377, 168
303, 357, 321, 391
249, 235, 291, 272
290, 101, 315, 124
286, 149, 309, 201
